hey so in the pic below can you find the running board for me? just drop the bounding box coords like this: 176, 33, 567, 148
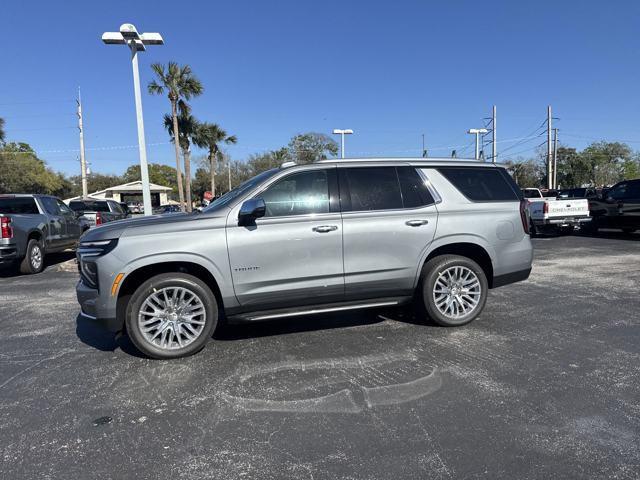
228, 297, 410, 322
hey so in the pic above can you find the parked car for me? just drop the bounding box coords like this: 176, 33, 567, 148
521, 188, 591, 235
76, 159, 533, 359
586, 178, 640, 234
153, 204, 182, 215
0, 194, 88, 274
68, 199, 129, 228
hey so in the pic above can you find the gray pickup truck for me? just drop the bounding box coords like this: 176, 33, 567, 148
77, 158, 533, 359
0, 194, 88, 274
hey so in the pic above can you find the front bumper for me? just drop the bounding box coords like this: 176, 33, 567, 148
76, 278, 122, 332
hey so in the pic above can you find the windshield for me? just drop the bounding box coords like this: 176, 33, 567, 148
202, 169, 279, 212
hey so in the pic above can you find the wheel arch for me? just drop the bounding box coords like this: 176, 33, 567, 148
417, 238, 495, 288
116, 261, 225, 329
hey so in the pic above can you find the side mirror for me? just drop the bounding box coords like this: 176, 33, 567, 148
238, 198, 266, 226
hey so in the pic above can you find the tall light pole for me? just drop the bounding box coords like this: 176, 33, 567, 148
467, 128, 488, 160
102, 24, 163, 216
77, 87, 88, 198
332, 129, 354, 158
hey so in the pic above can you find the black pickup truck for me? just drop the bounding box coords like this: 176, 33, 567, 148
0, 194, 88, 274
587, 179, 640, 234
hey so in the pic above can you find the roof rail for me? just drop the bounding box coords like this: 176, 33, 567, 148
280, 161, 297, 168
314, 156, 484, 163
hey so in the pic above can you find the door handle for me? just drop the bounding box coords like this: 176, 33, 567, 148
405, 219, 429, 227
312, 225, 338, 233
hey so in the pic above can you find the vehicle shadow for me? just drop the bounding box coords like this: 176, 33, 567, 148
0, 250, 76, 278
75, 314, 145, 358
575, 228, 639, 241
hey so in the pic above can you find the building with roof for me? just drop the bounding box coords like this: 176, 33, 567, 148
65, 180, 172, 206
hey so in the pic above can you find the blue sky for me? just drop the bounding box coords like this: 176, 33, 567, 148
1, 0, 639, 176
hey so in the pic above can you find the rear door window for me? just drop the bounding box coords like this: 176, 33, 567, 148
40, 197, 61, 215
342, 167, 403, 211
0, 197, 40, 214
438, 167, 520, 202
397, 167, 435, 208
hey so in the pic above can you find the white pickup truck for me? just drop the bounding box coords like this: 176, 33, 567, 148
522, 188, 591, 235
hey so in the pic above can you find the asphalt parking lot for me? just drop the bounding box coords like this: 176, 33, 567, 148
1, 233, 639, 479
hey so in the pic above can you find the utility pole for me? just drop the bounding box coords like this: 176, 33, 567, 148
492, 105, 497, 163
227, 155, 232, 192
553, 128, 559, 189
77, 88, 88, 198
547, 105, 552, 189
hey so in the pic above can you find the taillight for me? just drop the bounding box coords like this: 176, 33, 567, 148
1, 217, 13, 239
519, 200, 530, 235
96, 212, 103, 225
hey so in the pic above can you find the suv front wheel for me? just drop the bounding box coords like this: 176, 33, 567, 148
419, 255, 488, 327
126, 273, 218, 359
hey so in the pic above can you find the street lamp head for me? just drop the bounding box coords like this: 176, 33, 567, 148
468, 128, 488, 134
139, 32, 164, 45
102, 32, 126, 45
119, 23, 140, 40
333, 129, 354, 135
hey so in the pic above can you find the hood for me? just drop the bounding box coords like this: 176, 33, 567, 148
80, 211, 228, 243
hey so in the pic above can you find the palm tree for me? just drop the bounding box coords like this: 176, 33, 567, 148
193, 122, 237, 197
163, 112, 200, 211
0, 117, 5, 144
148, 62, 203, 212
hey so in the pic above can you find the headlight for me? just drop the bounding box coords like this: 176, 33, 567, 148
77, 239, 118, 289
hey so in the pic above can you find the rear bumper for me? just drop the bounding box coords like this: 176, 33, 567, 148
534, 216, 591, 226
0, 245, 19, 264
492, 268, 531, 288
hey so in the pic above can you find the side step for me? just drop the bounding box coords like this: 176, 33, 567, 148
228, 297, 411, 323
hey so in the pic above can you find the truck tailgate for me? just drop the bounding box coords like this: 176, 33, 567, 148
545, 199, 589, 217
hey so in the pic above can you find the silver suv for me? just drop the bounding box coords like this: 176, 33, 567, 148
76, 159, 533, 359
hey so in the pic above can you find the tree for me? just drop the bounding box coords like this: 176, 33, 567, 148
192, 122, 237, 197
0, 117, 5, 144
581, 141, 632, 186
0, 142, 70, 196
504, 158, 543, 187
287, 133, 338, 164
148, 62, 203, 212
163, 112, 200, 208
123, 163, 178, 194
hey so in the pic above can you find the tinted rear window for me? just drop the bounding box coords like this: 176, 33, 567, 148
0, 197, 40, 214
69, 201, 110, 212
343, 167, 403, 211
397, 166, 435, 208
438, 167, 520, 202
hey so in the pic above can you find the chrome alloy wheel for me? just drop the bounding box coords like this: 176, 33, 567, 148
137, 287, 207, 350
30, 245, 42, 270
432, 266, 482, 319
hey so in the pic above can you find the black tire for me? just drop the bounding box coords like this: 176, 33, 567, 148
418, 255, 488, 327
126, 273, 218, 359
529, 220, 538, 238
19, 238, 45, 274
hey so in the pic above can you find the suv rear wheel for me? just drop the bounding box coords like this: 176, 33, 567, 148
418, 255, 488, 326
126, 273, 218, 359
